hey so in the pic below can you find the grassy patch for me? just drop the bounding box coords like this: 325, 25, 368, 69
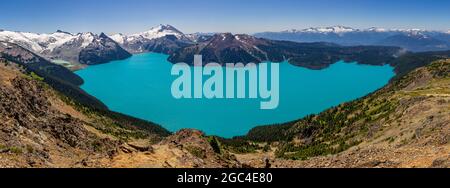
186, 146, 206, 159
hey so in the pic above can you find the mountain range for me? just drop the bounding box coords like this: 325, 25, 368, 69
1, 24, 449, 69
254, 26, 450, 52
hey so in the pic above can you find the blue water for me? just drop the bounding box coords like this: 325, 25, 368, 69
76, 53, 394, 138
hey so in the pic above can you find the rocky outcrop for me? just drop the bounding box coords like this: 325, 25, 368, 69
160, 129, 241, 168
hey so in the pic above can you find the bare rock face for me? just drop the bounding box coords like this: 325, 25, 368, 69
161, 129, 241, 168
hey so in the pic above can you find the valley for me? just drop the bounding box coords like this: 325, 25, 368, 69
0, 24, 449, 168
0, 56, 448, 168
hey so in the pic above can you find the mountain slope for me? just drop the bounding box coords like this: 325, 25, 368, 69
0, 41, 106, 109
168, 33, 402, 69
78, 33, 132, 65
377, 33, 449, 52
0, 62, 121, 167
233, 59, 449, 168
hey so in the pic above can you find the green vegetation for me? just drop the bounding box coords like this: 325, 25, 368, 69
9, 147, 22, 154
262, 144, 271, 152
0, 145, 23, 154
207, 136, 222, 154
219, 137, 263, 154
0, 144, 6, 151
391, 50, 450, 80
30, 72, 44, 81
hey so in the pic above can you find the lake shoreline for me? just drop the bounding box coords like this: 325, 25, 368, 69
76, 52, 395, 138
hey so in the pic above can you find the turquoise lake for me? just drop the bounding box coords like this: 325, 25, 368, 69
76, 53, 395, 138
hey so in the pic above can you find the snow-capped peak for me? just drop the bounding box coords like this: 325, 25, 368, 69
110, 24, 187, 45
132, 24, 184, 40
301, 26, 357, 33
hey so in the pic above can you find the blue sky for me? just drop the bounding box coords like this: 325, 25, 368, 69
1, 0, 449, 34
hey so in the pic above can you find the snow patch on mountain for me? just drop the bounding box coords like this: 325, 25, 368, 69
0, 30, 101, 53
185, 33, 214, 43
109, 33, 125, 44
285, 26, 358, 34
80, 32, 95, 48
366, 27, 388, 32
133, 24, 184, 40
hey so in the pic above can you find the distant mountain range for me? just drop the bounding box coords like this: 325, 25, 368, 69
1, 24, 449, 69
254, 26, 450, 52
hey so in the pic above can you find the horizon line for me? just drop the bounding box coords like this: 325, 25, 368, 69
1, 24, 449, 35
